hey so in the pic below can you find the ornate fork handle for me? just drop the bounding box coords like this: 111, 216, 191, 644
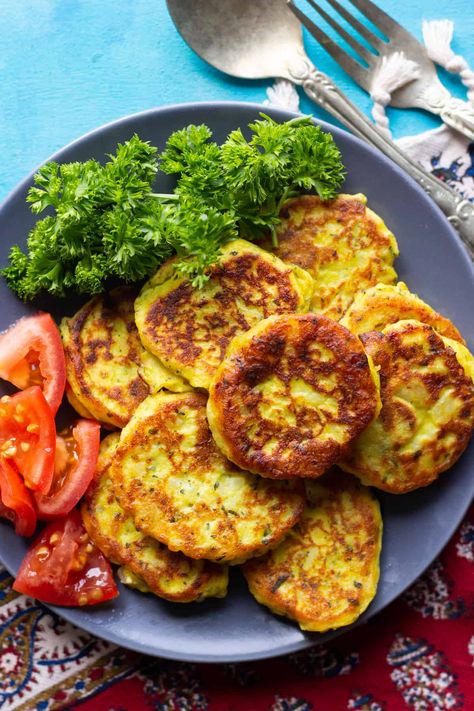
288, 59, 474, 259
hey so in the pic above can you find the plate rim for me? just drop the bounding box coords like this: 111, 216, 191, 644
0, 100, 473, 663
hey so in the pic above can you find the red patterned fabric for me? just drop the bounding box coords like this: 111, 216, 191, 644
1, 505, 472, 711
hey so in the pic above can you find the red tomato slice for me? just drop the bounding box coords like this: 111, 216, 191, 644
35, 419, 101, 519
0, 458, 36, 536
13, 509, 118, 606
0, 313, 66, 415
0, 387, 56, 493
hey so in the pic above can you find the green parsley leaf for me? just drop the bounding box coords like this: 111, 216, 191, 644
2, 116, 345, 300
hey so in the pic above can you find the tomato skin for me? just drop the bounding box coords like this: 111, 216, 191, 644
35, 419, 101, 519
13, 509, 118, 606
0, 387, 56, 493
0, 313, 66, 415
0, 459, 36, 536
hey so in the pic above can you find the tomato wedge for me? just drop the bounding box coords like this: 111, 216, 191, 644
0, 313, 66, 414
0, 458, 36, 536
0, 387, 56, 493
35, 419, 101, 519
13, 509, 118, 606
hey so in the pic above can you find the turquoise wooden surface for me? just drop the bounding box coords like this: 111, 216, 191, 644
0, 0, 473, 201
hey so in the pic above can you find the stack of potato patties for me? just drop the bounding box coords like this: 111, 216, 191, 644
62, 194, 474, 633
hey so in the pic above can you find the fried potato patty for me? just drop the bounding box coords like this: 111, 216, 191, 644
138, 350, 192, 394
341, 320, 474, 493
116, 566, 153, 594
111, 391, 305, 562
207, 313, 381, 480
443, 337, 474, 383
270, 193, 398, 319
134, 239, 314, 389
242, 470, 382, 632
341, 282, 464, 343
65, 384, 96, 419
61, 287, 150, 428
81, 433, 228, 602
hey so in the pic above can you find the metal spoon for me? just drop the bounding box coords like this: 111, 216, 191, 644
166, 0, 474, 254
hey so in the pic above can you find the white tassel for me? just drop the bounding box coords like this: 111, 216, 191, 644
370, 52, 421, 138
264, 79, 300, 112
423, 20, 474, 104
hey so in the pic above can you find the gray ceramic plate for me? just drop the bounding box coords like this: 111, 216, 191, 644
0, 102, 473, 663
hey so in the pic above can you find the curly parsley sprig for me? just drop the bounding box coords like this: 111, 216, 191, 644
2, 115, 345, 300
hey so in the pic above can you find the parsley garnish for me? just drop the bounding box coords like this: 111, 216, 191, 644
2, 115, 345, 300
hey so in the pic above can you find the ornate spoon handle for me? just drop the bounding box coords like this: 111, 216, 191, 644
416, 88, 474, 143
439, 99, 474, 144
404, 83, 474, 142
288, 59, 474, 259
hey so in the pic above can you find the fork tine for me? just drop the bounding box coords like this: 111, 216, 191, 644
323, 0, 385, 52
287, 1, 368, 87
347, 0, 404, 38
305, 0, 374, 64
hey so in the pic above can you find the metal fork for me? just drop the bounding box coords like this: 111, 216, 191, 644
288, 0, 474, 141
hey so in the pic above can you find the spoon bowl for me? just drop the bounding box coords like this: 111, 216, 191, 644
166, 0, 305, 80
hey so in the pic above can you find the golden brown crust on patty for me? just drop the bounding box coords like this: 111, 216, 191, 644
443, 337, 474, 383
207, 313, 380, 479
61, 286, 149, 428
242, 469, 382, 632
341, 320, 474, 493
134, 239, 314, 389
270, 193, 398, 319
340, 282, 464, 344
81, 433, 229, 602
65, 383, 96, 420
138, 349, 192, 394
111, 391, 305, 563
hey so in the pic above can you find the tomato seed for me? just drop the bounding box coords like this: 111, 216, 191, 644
4, 446, 17, 457
78, 594, 89, 606
0, 395, 10, 403
26, 423, 39, 433
71, 554, 87, 571
49, 532, 60, 545
85, 543, 94, 553
20, 442, 30, 452
90, 589, 103, 601
36, 546, 50, 560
